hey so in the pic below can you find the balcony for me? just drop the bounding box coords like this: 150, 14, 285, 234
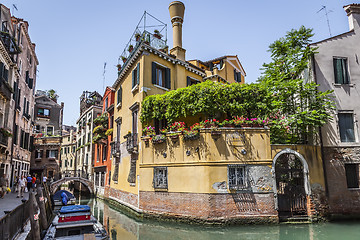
110, 141, 121, 157
125, 133, 138, 153
0, 77, 12, 100
0, 31, 21, 56
0, 130, 8, 147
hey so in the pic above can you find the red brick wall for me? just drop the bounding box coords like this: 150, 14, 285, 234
139, 191, 277, 221
324, 147, 360, 215
107, 187, 138, 207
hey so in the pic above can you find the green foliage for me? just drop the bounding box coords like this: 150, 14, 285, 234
105, 128, 113, 136
140, 26, 334, 144
93, 113, 108, 127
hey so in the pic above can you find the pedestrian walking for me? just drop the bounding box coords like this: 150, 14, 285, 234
43, 175, 47, 184
13, 176, 19, 192
32, 175, 36, 192
26, 175, 32, 192
0, 174, 8, 198
17, 176, 26, 198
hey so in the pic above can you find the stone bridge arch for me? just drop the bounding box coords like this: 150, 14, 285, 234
50, 177, 94, 195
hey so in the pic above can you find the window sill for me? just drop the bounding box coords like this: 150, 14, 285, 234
116, 103, 122, 109
154, 187, 168, 191
131, 84, 139, 93
333, 83, 355, 87
348, 188, 360, 191
129, 183, 136, 187
154, 84, 170, 91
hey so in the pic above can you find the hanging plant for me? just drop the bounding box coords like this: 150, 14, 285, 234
128, 45, 134, 52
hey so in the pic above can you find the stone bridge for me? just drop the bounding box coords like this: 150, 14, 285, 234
50, 177, 94, 194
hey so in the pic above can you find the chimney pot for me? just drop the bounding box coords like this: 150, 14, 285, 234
344, 4, 360, 31
169, 1, 186, 61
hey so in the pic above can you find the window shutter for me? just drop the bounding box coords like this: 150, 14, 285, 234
46, 150, 49, 158
165, 68, 171, 89
234, 69, 238, 82
13, 82, 17, 101
40, 150, 43, 158
0, 62, 3, 80
187, 76, 191, 86
29, 78, 33, 89
117, 87, 122, 105
132, 68, 136, 88
25, 71, 29, 84
136, 63, 140, 85
55, 150, 59, 158
4, 69, 8, 82
151, 62, 156, 84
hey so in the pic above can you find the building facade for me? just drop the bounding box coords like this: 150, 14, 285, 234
93, 87, 114, 196
75, 91, 102, 180
311, 4, 360, 217
31, 91, 63, 178
0, 5, 38, 185
60, 130, 77, 177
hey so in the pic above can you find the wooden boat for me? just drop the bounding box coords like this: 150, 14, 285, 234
44, 205, 108, 239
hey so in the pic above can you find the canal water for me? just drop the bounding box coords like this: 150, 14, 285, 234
73, 193, 360, 240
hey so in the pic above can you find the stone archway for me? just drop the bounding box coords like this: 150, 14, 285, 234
271, 148, 310, 217
50, 177, 94, 195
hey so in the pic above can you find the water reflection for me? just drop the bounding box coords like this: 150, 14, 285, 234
72, 193, 360, 240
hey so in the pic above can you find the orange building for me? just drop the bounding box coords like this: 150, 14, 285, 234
93, 87, 115, 196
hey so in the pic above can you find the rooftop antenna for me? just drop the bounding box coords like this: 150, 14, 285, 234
317, 5, 333, 37
102, 62, 107, 92
12, 4, 18, 15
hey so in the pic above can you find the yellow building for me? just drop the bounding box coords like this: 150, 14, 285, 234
106, 1, 327, 223
60, 130, 77, 176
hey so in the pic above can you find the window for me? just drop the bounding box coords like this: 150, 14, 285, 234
338, 113, 355, 142
345, 164, 359, 188
46, 150, 58, 159
103, 145, 107, 161
35, 150, 43, 159
153, 167, 167, 189
234, 69, 242, 83
152, 62, 171, 89
0, 62, 9, 82
104, 97, 108, 111
132, 63, 140, 89
47, 126, 54, 136
334, 57, 350, 84
228, 165, 246, 189
186, 76, 200, 86
37, 108, 50, 117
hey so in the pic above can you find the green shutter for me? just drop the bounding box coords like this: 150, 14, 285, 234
165, 68, 171, 89
136, 63, 140, 85
0, 62, 3, 80
4, 69, 8, 82
152, 62, 156, 84
117, 87, 122, 105
132, 68, 136, 88
187, 76, 191, 86
234, 69, 237, 82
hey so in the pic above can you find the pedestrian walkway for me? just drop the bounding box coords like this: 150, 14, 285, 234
0, 191, 30, 219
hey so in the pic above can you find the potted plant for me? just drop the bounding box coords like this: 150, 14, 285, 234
183, 130, 200, 141
168, 132, 180, 140
121, 56, 127, 63
153, 29, 162, 39
220, 119, 234, 128
116, 64, 122, 71
128, 44, 134, 53
135, 33, 141, 42
152, 134, 166, 144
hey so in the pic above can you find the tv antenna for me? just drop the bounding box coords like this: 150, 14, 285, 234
12, 4, 18, 15
317, 5, 333, 37
102, 62, 107, 92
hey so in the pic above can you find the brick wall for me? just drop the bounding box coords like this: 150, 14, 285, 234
139, 191, 277, 223
324, 147, 360, 216
107, 187, 138, 207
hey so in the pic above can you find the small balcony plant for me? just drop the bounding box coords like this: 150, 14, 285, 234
153, 29, 162, 39
152, 134, 166, 144
128, 44, 134, 53
121, 56, 127, 63
116, 64, 122, 71
135, 33, 141, 42
183, 130, 200, 141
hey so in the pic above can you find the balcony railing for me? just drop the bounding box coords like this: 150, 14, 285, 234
125, 133, 138, 153
0, 131, 8, 146
0, 78, 12, 100
0, 31, 21, 55
110, 141, 121, 157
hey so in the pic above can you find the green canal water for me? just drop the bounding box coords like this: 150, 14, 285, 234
74, 194, 360, 240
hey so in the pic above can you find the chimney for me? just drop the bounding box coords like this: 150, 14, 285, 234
344, 4, 360, 31
169, 1, 186, 61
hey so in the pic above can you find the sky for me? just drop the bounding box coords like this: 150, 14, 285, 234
0, 0, 356, 126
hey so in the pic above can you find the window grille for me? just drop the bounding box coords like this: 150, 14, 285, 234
228, 165, 246, 189
153, 167, 168, 189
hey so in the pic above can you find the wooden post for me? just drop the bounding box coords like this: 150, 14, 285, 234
36, 185, 48, 230
29, 192, 41, 240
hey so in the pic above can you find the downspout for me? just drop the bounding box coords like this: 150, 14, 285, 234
311, 54, 329, 197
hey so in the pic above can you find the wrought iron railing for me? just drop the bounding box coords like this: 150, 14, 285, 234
110, 141, 121, 157
0, 131, 8, 146
0, 199, 30, 240
125, 133, 138, 152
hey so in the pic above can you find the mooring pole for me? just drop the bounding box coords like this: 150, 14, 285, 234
29, 192, 41, 240
36, 185, 48, 230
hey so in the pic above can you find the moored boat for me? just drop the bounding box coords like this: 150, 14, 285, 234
52, 190, 76, 206
44, 205, 108, 239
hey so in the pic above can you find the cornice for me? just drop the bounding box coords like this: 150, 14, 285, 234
112, 43, 206, 89
20, 23, 39, 65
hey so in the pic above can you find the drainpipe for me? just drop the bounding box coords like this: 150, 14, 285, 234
311, 54, 329, 197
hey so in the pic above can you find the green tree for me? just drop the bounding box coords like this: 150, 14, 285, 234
46, 89, 59, 101
259, 26, 334, 143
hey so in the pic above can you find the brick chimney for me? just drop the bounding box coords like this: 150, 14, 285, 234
168, 1, 186, 61
344, 4, 360, 31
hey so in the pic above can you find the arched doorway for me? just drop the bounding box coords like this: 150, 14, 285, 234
272, 149, 310, 218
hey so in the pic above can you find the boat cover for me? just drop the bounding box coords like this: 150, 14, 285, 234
53, 190, 75, 201
59, 205, 90, 214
